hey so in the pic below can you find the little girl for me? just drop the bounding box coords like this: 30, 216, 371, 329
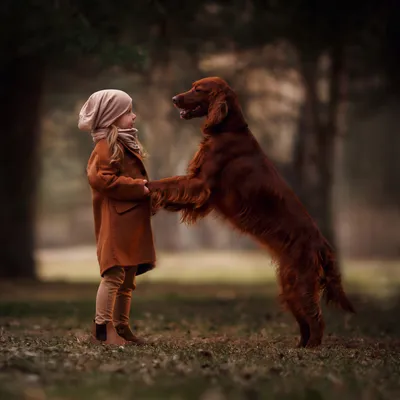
78, 89, 156, 346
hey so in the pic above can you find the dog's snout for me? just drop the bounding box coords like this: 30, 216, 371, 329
172, 96, 178, 104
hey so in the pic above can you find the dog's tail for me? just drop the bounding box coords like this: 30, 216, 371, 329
321, 247, 355, 314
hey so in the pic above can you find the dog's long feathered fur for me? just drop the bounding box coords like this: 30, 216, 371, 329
149, 77, 354, 348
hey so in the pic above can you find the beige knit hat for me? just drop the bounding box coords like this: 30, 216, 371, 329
78, 89, 132, 132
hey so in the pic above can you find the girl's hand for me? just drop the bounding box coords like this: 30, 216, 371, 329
142, 180, 150, 195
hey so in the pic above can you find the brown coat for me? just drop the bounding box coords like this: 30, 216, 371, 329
87, 139, 156, 276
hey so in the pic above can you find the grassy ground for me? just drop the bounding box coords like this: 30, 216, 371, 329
1, 269, 400, 400
2, 250, 400, 399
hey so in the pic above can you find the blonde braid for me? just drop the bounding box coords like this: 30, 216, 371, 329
107, 125, 124, 164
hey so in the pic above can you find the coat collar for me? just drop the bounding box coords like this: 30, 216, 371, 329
120, 140, 144, 163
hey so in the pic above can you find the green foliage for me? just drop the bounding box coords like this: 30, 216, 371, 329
0, 0, 390, 72
0, 0, 148, 66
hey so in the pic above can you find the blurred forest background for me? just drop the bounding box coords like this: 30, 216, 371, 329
1, 0, 400, 280
2, 3, 400, 398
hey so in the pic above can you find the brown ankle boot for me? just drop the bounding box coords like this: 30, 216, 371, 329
115, 324, 146, 345
91, 321, 127, 346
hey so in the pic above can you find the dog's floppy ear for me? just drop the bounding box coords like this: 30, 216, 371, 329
205, 93, 228, 128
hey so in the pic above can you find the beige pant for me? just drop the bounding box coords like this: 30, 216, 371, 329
95, 266, 138, 325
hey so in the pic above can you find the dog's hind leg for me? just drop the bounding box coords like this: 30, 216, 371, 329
285, 297, 311, 348
290, 303, 310, 347
278, 265, 311, 347
298, 281, 325, 348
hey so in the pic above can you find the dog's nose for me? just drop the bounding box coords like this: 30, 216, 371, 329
172, 96, 178, 104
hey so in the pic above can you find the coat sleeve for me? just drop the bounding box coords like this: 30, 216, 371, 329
87, 149, 148, 201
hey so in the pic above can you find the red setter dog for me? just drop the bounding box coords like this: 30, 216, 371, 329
149, 77, 355, 348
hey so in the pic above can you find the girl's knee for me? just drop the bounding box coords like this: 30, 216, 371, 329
121, 266, 137, 291
103, 266, 126, 287
120, 277, 136, 291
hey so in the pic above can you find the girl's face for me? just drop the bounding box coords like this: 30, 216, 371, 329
114, 105, 136, 129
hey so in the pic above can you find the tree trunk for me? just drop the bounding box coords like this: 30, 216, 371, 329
315, 42, 344, 251
295, 55, 320, 213
0, 56, 44, 279
297, 44, 345, 252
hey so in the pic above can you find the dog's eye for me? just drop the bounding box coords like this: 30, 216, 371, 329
194, 87, 203, 93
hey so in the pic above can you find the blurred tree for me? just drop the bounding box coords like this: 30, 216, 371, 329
287, 0, 387, 252
216, 0, 388, 252
0, 0, 148, 279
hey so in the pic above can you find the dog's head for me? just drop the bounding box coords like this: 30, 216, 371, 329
172, 77, 236, 129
